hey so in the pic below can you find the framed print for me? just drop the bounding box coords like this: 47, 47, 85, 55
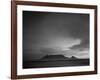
11, 1, 97, 79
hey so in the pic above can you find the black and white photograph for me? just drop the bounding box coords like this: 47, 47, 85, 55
11, 1, 97, 79
23, 11, 90, 69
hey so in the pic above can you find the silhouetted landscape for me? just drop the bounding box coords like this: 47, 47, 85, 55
23, 11, 90, 69
23, 55, 89, 69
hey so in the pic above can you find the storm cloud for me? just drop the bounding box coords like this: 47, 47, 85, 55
23, 11, 89, 61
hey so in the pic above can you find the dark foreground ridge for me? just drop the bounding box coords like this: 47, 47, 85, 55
23, 55, 89, 69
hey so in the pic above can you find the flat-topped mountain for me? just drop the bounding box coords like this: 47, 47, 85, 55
40, 55, 77, 61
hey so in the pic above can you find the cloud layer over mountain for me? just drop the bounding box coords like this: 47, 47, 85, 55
23, 11, 89, 60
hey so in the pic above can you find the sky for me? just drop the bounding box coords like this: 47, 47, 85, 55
23, 11, 90, 61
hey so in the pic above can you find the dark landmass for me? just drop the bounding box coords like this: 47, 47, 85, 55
23, 55, 89, 69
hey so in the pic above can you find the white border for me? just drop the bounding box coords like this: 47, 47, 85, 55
17, 5, 95, 75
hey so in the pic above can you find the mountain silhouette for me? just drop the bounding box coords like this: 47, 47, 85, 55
70, 56, 77, 59
40, 54, 74, 61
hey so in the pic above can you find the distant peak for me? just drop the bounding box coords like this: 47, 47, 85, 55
40, 54, 69, 61
70, 56, 77, 59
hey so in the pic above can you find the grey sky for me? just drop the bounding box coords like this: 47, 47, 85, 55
23, 11, 89, 61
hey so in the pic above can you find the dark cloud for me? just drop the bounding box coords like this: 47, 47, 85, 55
62, 14, 89, 51
70, 39, 89, 50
